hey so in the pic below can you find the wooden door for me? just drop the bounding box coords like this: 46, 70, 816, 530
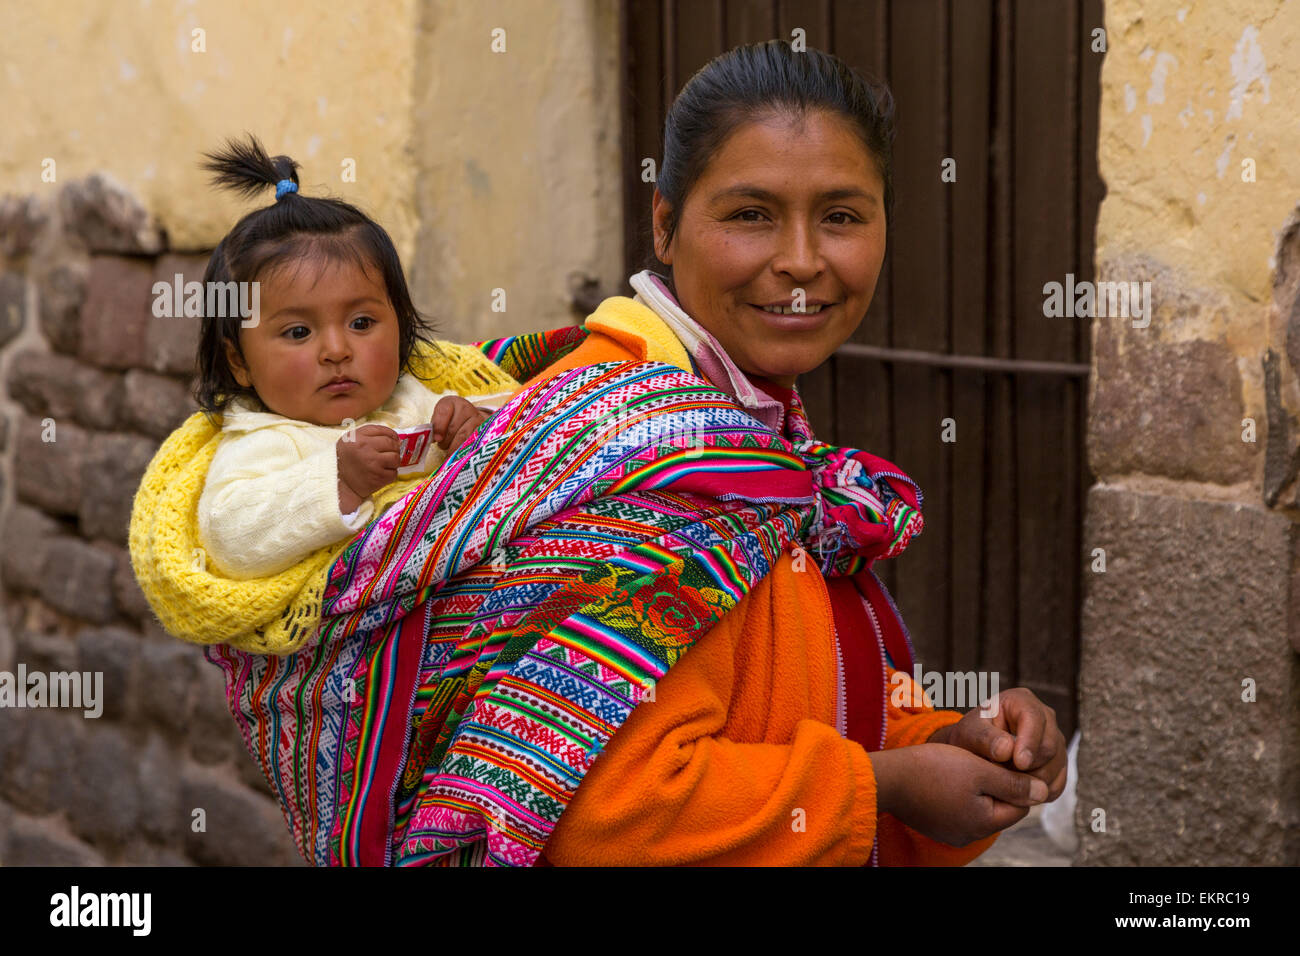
620, 0, 1104, 735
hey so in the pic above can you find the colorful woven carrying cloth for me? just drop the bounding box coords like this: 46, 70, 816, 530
198, 316, 924, 866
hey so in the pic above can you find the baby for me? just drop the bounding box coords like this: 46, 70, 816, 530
191, 135, 516, 580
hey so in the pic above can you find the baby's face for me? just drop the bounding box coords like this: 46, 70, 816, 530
224, 255, 401, 426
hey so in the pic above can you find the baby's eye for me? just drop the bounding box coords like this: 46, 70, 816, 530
351, 315, 375, 329
284, 326, 310, 340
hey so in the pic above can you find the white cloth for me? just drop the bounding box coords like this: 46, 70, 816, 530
197, 372, 514, 580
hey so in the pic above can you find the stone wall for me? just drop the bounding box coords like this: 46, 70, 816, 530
1077, 0, 1300, 865
0, 177, 302, 865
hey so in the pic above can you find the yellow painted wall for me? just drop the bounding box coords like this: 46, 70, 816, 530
409, 0, 625, 340
1097, 0, 1300, 415
0, 0, 420, 257
0, 0, 623, 339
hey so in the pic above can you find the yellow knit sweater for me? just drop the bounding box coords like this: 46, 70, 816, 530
128, 340, 521, 655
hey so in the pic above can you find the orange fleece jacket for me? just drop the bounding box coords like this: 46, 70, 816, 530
529, 323, 998, 866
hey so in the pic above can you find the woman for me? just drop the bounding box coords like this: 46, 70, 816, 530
135, 42, 1067, 867
523, 41, 1068, 865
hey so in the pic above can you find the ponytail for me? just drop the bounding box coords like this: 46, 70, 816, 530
200, 135, 300, 202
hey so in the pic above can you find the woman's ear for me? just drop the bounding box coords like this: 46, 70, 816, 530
223, 337, 252, 388
650, 189, 674, 265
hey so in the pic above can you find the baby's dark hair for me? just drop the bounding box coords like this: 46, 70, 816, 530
192, 133, 437, 420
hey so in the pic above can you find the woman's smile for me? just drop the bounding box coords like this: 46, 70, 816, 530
748, 300, 836, 332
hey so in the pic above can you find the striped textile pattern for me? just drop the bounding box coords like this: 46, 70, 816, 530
209, 335, 924, 866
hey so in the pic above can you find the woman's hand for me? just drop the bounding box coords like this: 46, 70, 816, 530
336, 424, 400, 509
927, 687, 1068, 801
869, 743, 1047, 847
431, 396, 491, 452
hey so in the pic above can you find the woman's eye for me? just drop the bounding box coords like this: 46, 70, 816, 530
733, 209, 767, 222
826, 211, 861, 225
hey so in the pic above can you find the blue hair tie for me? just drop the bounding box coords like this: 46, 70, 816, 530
275, 179, 298, 200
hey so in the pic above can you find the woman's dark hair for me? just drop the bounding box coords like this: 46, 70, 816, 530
192, 133, 437, 419
654, 39, 896, 262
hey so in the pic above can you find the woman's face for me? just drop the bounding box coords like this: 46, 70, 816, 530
224, 255, 401, 426
653, 109, 887, 387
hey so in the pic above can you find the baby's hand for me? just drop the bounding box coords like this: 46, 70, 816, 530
336, 424, 400, 505
927, 687, 1068, 802
431, 396, 491, 453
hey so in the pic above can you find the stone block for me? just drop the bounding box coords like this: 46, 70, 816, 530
147, 253, 209, 376
1, 814, 105, 866
138, 639, 200, 729
15, 629, 78, 673
0, 271, 25, 349
1077, 486, 1299, 865
121, 840, 193, 866
80, 430, 157, 546
78, 367, 128, 432
0, 504, 62, 594
10, 349, 81, 419
66, 720, 141, 848
8, 348, 123, 431
0, 795, 10, 852
38, 537, 118, 624
113, 546, 153, 623
2, 598, 19, 634
77, 625, 139, 723
0, 709, 83, 816
36, 260, 88, 356
0, 701, 26, 771
136, 733, 184, 845
121, 369, 197, 439
0, 608, 12, 673
78, 255, 155, 371
180, 763, 304, 866
1089, 326, 1256, 484
0, 194, 47, 257
59, 173, 165, 255
14, 413, 87, 516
